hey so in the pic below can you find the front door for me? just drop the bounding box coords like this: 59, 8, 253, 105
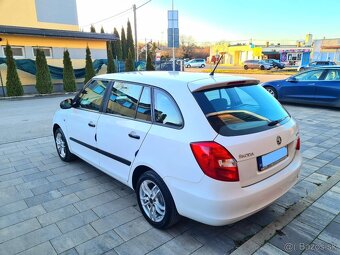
67, 79, 110, 167
96, 81, 152, 183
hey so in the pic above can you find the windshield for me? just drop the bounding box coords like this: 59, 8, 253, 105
193, 85, 290, 136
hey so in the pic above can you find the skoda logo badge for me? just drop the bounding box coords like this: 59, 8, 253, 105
276, 136, 282, 145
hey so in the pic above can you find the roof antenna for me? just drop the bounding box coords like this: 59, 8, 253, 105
210, 53, 224, 76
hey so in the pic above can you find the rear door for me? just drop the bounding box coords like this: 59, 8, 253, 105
314, 69, 340, 106
280, 69, 327, 102
96, 81, 152, 183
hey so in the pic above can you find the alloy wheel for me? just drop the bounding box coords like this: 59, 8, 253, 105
139, 180, 166, 222
55, 132, 66, 158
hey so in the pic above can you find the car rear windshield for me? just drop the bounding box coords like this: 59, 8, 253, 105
193, 84, 290, 136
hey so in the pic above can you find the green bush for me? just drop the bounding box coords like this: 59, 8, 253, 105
84, 46, 96, 84
63, 50, 76, 92
106, 42, 116, 73
146, 54, 155, 71
35, 49, 53, 94
4, 44, 23, 96
125, 49, 135, 72
113, 27, 122, 60
121, 27, 127, 60
126, 20, 135, 60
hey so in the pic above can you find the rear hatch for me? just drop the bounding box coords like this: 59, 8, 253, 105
190, 78, 299, 187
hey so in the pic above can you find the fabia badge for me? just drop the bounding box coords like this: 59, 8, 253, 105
276, 136, 282, 145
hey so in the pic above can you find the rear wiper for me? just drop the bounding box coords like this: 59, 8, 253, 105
268, 116, 288, 126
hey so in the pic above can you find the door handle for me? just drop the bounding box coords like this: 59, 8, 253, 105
128, 132, 140, 140
307, 83, 315, 85
88, 121, 96, 127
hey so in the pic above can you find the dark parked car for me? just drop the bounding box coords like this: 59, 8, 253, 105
298, 61, 337, 72
264, 59, 285, 69
262, 67, 340, 107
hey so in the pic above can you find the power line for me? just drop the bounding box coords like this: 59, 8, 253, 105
80, 0, 152, 28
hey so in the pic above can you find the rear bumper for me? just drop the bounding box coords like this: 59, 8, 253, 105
165, 151, 302, 226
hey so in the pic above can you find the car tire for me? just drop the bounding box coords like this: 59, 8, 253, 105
265, 86, 278, 99
244, 65, 249, 70
200, 64, 205, 68
260, 65, 265, 70
136, 170, 180, 229
54, 128, 76, 162
299, 67, 305, 72
186, 64, 191, 68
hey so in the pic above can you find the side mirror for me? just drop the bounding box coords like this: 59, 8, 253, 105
286, 77, 297, 82
60, 98, 73, 109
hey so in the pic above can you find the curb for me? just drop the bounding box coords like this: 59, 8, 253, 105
230, 170, 340, 255
0, 92, 77, 101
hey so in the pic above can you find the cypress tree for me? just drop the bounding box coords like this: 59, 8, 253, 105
121, 27, 127, 60
63, 50, 76, 92
100, 26, 105, 33
113, 27, 122, 60
126, 20, 135, 60
106, 42, 116, 73
90, 25, 96, 33
84, 46, 96, 84
35, 49, 53, 94
4, 44, 23, 96
146, 54, 155, 71
125, 49, 135, 72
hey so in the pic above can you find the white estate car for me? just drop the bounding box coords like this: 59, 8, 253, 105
53, 72, 302, 229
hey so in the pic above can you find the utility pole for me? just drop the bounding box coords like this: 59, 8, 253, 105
172, 0, 175, 71
133, 4, 138, 61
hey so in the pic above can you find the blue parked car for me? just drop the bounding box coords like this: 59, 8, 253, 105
262, 67, 340, 108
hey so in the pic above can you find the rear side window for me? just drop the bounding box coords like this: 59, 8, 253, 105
78, 80, 109, 111
154, 89, 183, 128
106, 81, 142, 118
325, 69, 340, 81
136, 87, 152, 121
193, 85, 290, 136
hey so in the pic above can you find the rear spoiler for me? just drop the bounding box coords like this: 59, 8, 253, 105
191, 79, 260, 92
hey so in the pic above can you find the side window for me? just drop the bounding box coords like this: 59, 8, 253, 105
136, 87, 152, 121
78, 80, 109, 111
106, 81, 142, 118
295, 69, 324, 81
325, 70, 340, 81
154, 89, 183, 128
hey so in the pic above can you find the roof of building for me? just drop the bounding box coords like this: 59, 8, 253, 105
0, 25, 117, 41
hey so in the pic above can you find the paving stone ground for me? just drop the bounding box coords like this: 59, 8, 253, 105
0, 103, 339, 255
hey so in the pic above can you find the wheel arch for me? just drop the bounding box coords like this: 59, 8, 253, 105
131, 165, 153, 190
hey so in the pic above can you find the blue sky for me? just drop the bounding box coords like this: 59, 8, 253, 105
77, 0, 340, 42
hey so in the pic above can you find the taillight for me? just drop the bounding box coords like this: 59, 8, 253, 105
296, 137, 300, 150
190, 142, 239, 182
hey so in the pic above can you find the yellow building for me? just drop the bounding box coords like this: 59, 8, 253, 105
0, 0, 115, 95
210, 42, 262, 66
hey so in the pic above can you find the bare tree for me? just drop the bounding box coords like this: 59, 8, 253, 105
180, 35, 196, 59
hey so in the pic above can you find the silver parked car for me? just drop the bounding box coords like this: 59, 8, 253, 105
244, 60, 272, 70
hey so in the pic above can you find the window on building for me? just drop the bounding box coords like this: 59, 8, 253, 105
2, 46, 25, 58
33, 47, 52, 58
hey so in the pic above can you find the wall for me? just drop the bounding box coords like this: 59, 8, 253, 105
0, 0, 79, 31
